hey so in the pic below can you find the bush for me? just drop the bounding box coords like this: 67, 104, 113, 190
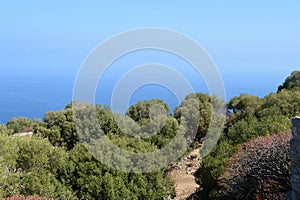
6, 117, 33, 134
192, 111, 290, 199
218, 132, 291, 200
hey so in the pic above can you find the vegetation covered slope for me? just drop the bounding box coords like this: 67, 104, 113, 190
0, 95, 220, 199
191, 71, 300, 199
0, 71, 299, 199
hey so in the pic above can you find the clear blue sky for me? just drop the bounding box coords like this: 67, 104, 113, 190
0, 0, 299, 97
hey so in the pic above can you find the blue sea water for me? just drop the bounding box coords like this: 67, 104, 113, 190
0, 70, 281, 124
0, 73, 183, 124
0, 51, 289, 124
0, 74, 73, 124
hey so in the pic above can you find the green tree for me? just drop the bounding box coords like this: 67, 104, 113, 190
227, 94, 264, 124
193, 86, 292, 199
6, 117, 33, 134
0, 135, 75, 199
65, 144, 174, 200
0, 124, 11, 136
34, 108, 78, 150
278, 70, 300, 92
264, 89, 300, 117
149, 116, 179, 148
175, 93, 220, 142
126, 99, 170, 123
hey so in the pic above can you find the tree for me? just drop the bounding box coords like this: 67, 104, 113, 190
0, 135, 76, 199
126, 99, 170, 123
175, 93, 219, 142
278, 70, 300, 92
264, 89, 300, 117
6, 117, 33, 134
227, 94, 264, 124
149, 116, 179, 148
193, 91, 291, 199
34, 108, 78, 150
65, 144, 175, 200
0, 124, 11, 136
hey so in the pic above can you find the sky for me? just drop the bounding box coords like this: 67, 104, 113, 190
0, 1, 299, 121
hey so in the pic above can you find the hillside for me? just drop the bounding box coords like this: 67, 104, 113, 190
0, 71, 300, 199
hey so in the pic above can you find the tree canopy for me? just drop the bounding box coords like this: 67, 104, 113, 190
1, 71, 300, 199
278, 70, 300, 92
193, 71, 300, 199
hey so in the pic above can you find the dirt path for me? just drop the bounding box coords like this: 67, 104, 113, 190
168, 147, 202, 199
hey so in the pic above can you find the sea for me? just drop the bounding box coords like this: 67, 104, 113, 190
0, 70, 281, 124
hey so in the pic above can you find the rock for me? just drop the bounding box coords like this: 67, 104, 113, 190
190, 153, 198, 160
186, 162, 193, 167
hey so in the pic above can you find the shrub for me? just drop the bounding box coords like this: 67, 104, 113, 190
218, 132, 291, 200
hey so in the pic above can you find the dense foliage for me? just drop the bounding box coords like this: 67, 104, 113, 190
174, 93, 212, 142
0, 71, 299, 199
34, 108, 78, 150
192, 71, 300, 199
64, 143, 175, 200
0, 99, 182, 199
5, 117, 37, 135
278, 70, 300, 92
0, 135, 75, 199
0, 124, 175, 199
